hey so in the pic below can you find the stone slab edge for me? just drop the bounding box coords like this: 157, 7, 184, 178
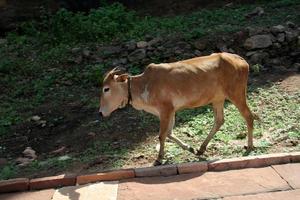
76, 169, 135, 185
0, 152, 299, 193
208, 152, 300, 171
30, 174, 76, 190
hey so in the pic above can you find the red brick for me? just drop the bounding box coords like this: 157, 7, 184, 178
208, 157, 254, 171
256, 153, 291, 166
208, 153, 292, 171
0, 178, 29, 193
177, 162, 208, 174
135, 165, 177, 177
30, 174, 76, 190
77, 169, 135, 185
290, 152, 300, 163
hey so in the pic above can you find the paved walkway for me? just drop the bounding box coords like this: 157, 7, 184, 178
1, 163, 299, 200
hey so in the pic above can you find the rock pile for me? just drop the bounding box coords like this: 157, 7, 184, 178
70, 22, 299, 73
15, 147, 37, 167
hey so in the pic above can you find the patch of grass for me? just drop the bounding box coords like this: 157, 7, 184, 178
0, 164, 18, 180
19, 3, 137, 45
79, 140, 128, 169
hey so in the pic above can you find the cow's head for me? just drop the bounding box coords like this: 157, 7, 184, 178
99, 67, 129, 117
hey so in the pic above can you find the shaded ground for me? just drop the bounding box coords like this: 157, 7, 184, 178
1, 71, 299, 179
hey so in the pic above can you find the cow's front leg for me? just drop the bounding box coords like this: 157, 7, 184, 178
154, 109, 174, 166
167, 115, 197, 154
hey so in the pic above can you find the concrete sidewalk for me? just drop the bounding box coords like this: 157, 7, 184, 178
1, 163, 299, 200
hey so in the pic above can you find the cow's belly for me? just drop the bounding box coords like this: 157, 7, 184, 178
172, 89, 222, 110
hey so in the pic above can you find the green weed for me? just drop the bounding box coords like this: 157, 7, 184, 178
0, 164, 17, 180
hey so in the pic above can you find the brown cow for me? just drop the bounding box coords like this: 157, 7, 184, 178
99, 52, 258, 165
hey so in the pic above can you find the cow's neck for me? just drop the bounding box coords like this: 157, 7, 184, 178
128, 75, 159, 116
129, 75, 143, 105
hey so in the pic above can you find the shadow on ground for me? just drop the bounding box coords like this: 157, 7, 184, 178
0, 69, 299, 179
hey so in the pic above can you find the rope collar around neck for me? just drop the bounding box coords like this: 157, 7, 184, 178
127, 76, 132, 105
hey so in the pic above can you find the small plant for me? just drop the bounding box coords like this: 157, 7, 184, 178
251, 64, 262, 75
0, 165, 17, 180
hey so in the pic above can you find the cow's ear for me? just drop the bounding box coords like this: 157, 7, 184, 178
113, 74, 128, 82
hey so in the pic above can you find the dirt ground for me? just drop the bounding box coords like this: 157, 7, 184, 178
1, 70, 298, 178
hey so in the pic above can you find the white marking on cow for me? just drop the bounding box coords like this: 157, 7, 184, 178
141, 84, 149, 103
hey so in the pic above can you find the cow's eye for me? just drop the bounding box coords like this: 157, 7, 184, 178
103, 87, 110, 93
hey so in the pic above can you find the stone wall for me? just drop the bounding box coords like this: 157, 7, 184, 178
70, 22, 300, 73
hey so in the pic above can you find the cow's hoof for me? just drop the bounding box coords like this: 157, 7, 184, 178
188, 146, 197, 154
153, 160, 162, 166
244, 145, 255, 152
196, 147, 206, 156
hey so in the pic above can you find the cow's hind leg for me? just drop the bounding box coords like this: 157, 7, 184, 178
197, 100, 225, 155
168, 116, 197, 154
231, 99, 254, 151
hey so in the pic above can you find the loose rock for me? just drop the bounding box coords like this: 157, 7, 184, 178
148, 37, 162, 46
272, 43, 282, 49
15, 157, 32, 167
267, 58, 281, 66
128, 49, 146, 62
216, 43, 228, 52
58, 155, 72, 161
245, 7, 264, 18
244, 34, 273, 50
286, 21, 296, 29
82, 49, 91, 58
271, 25, 285, 35
23, 147, 37, 159
285, 31, 298, 42
51, 146, 66, 155
194, 50, 202, 56
87, 132, 96, 137
71, 47, 81, 54
137, 41, 148, 48
125, 40, 136, 51
37, 120, 47, 127
98, 45, 122, 56
246, 27, 268, 37
277, 33, 285, 43
194, 40, 207, 50
31, 115, 41, 121
245, 51, 257, 57
249, 52, 269, 64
